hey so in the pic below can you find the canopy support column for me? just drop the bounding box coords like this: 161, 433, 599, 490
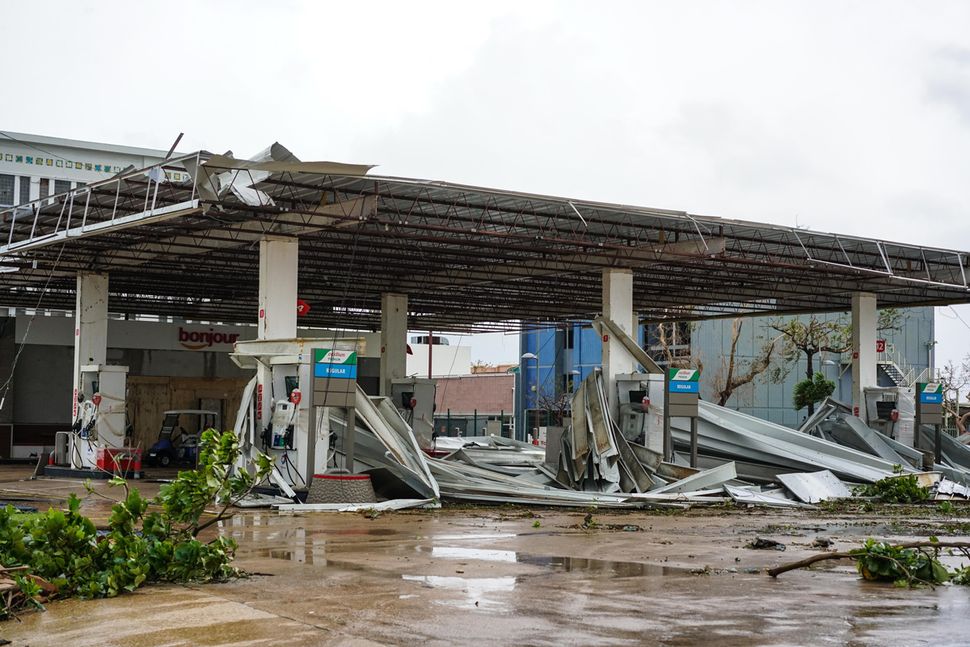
380, 293, 408, 397
602, 268, 636, 420
851, 292, 877, 422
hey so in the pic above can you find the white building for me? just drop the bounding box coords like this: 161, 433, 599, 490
406, 335, 472, 378
0, 131, 186, 207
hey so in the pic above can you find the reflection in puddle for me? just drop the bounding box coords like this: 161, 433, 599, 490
431, 533, 517, 541
428, 546, 518, 563
402, 575, 517, 609
517, 554, 682, 577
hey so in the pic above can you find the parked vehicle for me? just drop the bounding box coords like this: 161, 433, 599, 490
145, 410, 220, 467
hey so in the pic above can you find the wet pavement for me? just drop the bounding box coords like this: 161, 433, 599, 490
1, 470, 970, 646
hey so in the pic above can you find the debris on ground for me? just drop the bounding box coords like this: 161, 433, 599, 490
746, 538, 787, 551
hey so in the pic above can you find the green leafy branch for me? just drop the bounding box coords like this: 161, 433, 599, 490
0, 429, 272, 619
768, 537, 970, 587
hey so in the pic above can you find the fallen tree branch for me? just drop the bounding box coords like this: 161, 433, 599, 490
768, 541, 970, 578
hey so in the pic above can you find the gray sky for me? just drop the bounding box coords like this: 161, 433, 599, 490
3, 1, 968, 369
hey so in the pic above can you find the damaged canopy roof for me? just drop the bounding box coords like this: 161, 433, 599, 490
1, 144, 969, 332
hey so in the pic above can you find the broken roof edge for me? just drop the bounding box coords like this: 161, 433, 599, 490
2, 144, 967, 267
349, 173, 970, 262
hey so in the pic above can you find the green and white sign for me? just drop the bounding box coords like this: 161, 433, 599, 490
918, 382, 943, 405
668, 368, 699, 393
314, 348, 358, 379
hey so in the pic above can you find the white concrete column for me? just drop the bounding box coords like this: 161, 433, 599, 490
258, 235, 299, 340
851, 292, 877, 421
257, 236, 299, 430
602, 268, 635, 419
72, 272, 108, 421
380, 293, 408, 396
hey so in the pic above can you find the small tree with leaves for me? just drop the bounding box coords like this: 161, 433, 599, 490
793, 372, 836, 411
771, 309, 904, 415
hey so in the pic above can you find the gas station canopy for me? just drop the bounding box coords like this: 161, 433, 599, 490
1, 147, 969, 332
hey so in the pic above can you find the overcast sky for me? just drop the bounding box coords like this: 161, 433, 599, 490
3, 1, 968, 369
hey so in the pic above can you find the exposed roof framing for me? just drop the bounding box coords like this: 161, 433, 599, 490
1, 149, 968, 333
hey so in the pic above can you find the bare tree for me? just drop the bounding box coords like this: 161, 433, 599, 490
533, 382, 571, 426
713, 319, 779, 407
938, 357, 970, 434
651, 319, 779, 407
652, 322, 703, 373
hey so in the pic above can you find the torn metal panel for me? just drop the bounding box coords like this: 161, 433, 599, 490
203, 153, 373, 177
825, 416, 919, 468
724, 484, 813, 508
628, 441, 663, 473
438, 491, 664, 509
671, 402, 899, 483
649, 462, 737, 495
570, 382, 589, 479
235, 493, 295, 508
934, 478, 970, 499
777, 470, 851, 504
919, 426, 970, 471
614, 432, 659, 492
275, 498, 437, 512
591, 316, 664, 374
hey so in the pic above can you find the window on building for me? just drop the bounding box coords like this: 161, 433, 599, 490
54, 179, 71, 195
19, 176, 30, 204
0, 174, 13, 206
644, 322, 693, 365
39, 178, 50, 200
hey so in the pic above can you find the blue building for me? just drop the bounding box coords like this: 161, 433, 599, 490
517, 307, 935, 437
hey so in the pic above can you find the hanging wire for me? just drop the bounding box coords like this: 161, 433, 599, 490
0, 242, 67, 412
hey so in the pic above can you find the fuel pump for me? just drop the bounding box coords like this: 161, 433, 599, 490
231, 338, 363, 492
70, 365, 129, 470
615, 373, 666, 453
263, 388, 301, 450
391, 378, 436, 449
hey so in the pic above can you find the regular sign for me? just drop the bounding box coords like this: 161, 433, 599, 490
918, 382, 943, 405
314, 348, 358, 379
668, 368, 700, 394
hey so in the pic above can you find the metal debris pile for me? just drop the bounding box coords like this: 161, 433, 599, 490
803, 397, 970, 486
272, 378, 970, 511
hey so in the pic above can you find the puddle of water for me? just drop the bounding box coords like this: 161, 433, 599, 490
401, 574, 517, 609
425, 546, 518, 563
431, 533, 517, 541
418, 542, 680, 577
517, 554, 683, 577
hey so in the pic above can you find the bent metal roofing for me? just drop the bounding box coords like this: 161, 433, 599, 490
0, 147, 968, 333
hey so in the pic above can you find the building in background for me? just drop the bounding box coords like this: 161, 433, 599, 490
518, 307, 935, 437
433, 371, 514, 437
0, 131, 185, 208
406, 335, 471, 377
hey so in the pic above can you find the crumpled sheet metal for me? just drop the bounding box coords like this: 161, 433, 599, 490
777, 470, 851, 504
276, 498, 437, 512
670, 402, 900, 483
723, 484, 813, 508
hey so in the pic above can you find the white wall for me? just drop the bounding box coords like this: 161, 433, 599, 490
407, 343, 471, 377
